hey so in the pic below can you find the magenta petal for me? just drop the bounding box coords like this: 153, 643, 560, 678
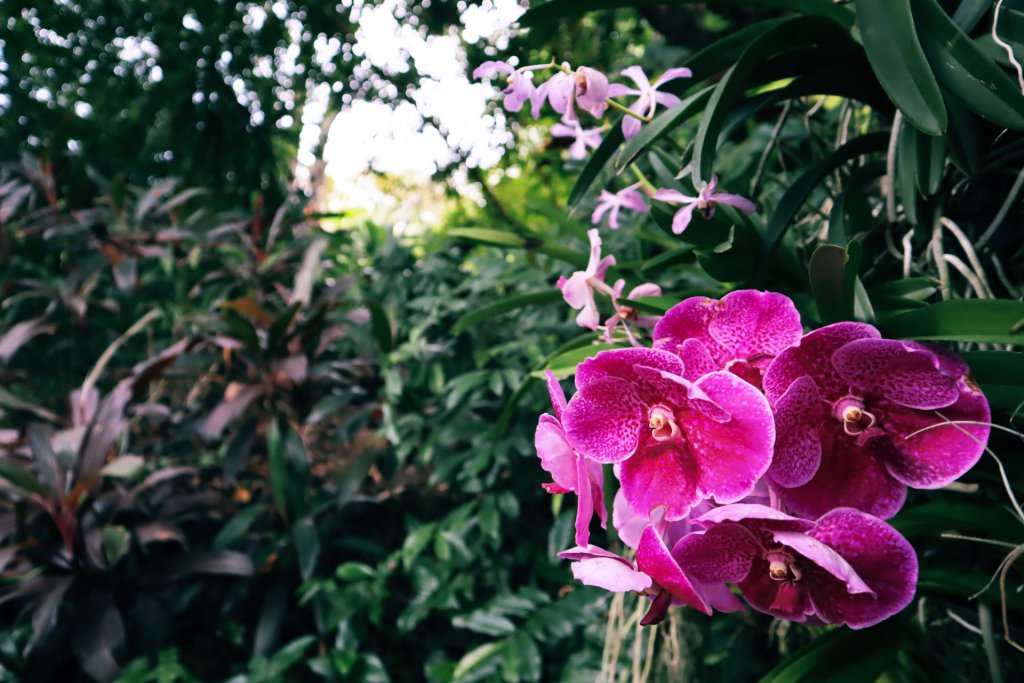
574, 454, 595, 546
687, 372, 775, 503
775, 427, 907, 519
768, 376, 825, 488
637, 526, 710, 615
673, 524, 758, 584
832, 339, 959, 410
545, 370, 567, 420
696, 503, 814, 531
710, 290, 803, 363
575, 347, 684, 391
536, 414, 577, 491
807, 508, 917, 629
739, 559, 811, 622
563, 376, 645, 463
763, 322, 881, 405
879, 387, 989, 488
620, 439, 700, 520
613, 489, 647, 549
677, 339, 721, 381
772, 530, 873, 596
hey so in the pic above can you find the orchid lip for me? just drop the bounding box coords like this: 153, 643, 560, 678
833, 395, 878, 438
765, 550, 801, 582
648, 405, 681, 441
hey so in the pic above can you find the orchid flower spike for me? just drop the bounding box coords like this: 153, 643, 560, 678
536, 65, 610, 121
604, 280, 662, 346
473, 60, 547, 115
591, 182, 648, 230
557, 229, 616, 330
551, 120, 603, 160
653, 176, 756, 235
607, 66, 692, 139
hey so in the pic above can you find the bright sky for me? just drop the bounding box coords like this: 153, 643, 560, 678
318, 0, 525, 221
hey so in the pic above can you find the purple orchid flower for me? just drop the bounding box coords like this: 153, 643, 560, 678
604, 280, 662, 346
675, 503, 918, 628
536, 371, 606, 546
653, 290, 803, 387
557, 229, 616, 330
607, 66, 692, 139
591, 182, 649, 230
653, 177, 757, 235
762, 322, 991, 519
561, 348, 775, 520
551, 120, 603, 160
535, 65, 610, 121
473, 60, 544, 114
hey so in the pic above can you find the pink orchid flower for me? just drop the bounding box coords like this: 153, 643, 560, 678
603, 280, 662, 346
561, 348, 775, 520
591, 182, 649, 230
675, 504, 917, 629
607, 66, 692, 139
550, 120, 603, 160
653, 176, 757, 235
536, 66, 610, 121
557, 229, 616, 330
473, 60, 546, 114
535, 371, 606, 546
653, 290, 803, 387
762, 322, 990, 519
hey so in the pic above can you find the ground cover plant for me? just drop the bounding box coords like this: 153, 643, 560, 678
0, 0, 1023, 682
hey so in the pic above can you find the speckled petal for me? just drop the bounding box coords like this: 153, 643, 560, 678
575, 347, 684, 392
676, 339, 721, 381
772, 530, 873, 596
768, 376, 825, 488
832, 339, 959, 410
545, 370, 567, 420
709, 290, 803, 362
763, 322, 880, 405
535, 414, 577, 491
653, 297, 723, 364
687, 372, 775, 503
637, 526, 711, 614
620, 439, 701, 520
563, 376, 646, 463
673, 523, 759, 584
806, 508, 917, 629
773, 427, 907, 519
695, 503, 815, 532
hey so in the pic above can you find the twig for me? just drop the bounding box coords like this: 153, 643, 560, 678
944, 254, 987, 299
1000, 544, 1024, 653
930, 218, 952, 300
941, 217, 994, 297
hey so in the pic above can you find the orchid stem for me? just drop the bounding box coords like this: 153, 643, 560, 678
607, 97, 652, 122
629, 164, 658, 194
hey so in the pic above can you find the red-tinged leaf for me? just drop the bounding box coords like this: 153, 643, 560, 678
0, 318, 54, 363
168, 550, 255, 579
27, 423, 63, 496
200, 383, 264, 441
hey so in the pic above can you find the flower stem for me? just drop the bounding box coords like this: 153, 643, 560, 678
606, 97, 651, 122
629, 164, 657, 195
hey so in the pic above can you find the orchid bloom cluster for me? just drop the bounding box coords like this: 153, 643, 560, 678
536, 289, 990, 629
474, 58, 757, 234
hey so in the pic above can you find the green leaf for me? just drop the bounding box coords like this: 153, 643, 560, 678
854, 0, 947, 134
501, 634, 542, 683
759, 615, 906, 683
537, 343, 623, 378
521, 0, 854, 29
912, 0, 1024, 130
960, 350, 1024, 413
213, 504, 267, 550
896, 124, 921, 225
453, 642, 502, 682
879, 299, 1024, 345
335, 562, 375, 582
808, 243, 860, 324
452, 290, 562, 335
0, 460, 48, 496
446, 227, 527, 248
0, 387, 62, 423
613, 88, 714, 173
102, 525, 131, 568
452, 611, 516, 637
292, 517, 319, 582
266, 420, 289, 520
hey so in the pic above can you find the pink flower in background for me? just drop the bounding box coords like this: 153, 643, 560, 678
604, 280, 661, 346
551, 120, 602, 160
535, 66, 610, 121
591, 183, 649, 229
557, 229, 616, 330
535, 372, 606, 546
762, 322, 990, 519
607, 66, 692, 139
574, 66, 610, 118
472, 60, 542, 114
561, 348, 775, 520
653, 290, 803, 386
675, 504, 917, 628
653, 177, 757, 234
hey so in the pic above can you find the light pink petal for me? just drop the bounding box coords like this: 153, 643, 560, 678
576, 298, 601, 330
832, 339, 959, 410
594, 254, 615, 282
807, 508, 917, 629
550, 122, 575, 137
774, 426, 907, 519
768, 376, 825, 488
687, 372, 775, 503
773, 530, 873, 596
622, 113, 642, 140
606, 83, 639, 98
673, 524, 758, 584
473, 60, 514, 79
709, 290, 803, 362
637, 526, 711, 615
619, 65, 651, 90
542, 72, 574, 115
569, 557, 653, 593
671, 204, 697, 234
575, 67, 609, 117
652, 188, 696, 204
653, 92, 681, 108
569, 136, 588, 160
695, 503, 815, 530
763, 322, 881, 406
619, 439, 701, 520
574, 347, 684, 391
536, 414, 578, 491
591, 198, 614, 227
613, 489, 647, 549
563, 376, 645, 463
584, 228, 603, 274
545, 370, 567, 419
627, 283, 662, 299
653, 67, 693, 88
558, 271, 591, 310
712, 192, 757, 214
878, 386, 989, 488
